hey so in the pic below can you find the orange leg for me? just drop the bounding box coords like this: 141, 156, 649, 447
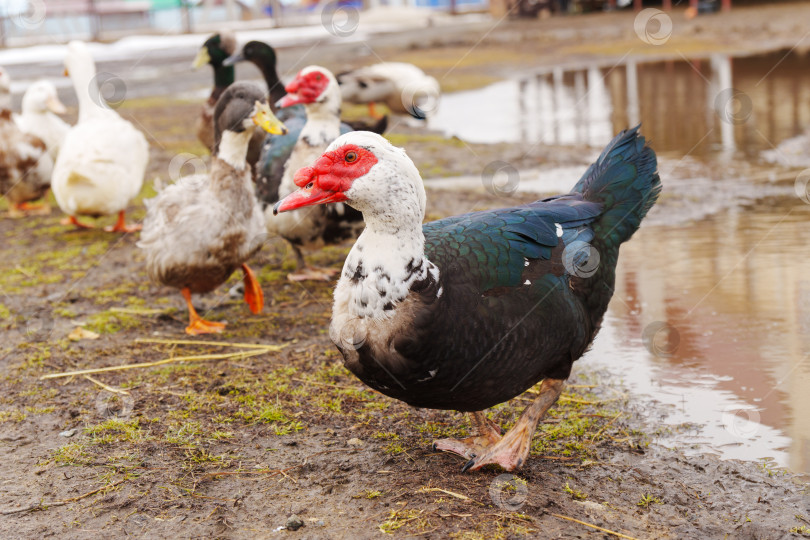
241, 263, 264, 314
60, 215, 96, 229
181, 287, 226, 335
11, 201, 51, 216
462, 378, 565, 472
433, 411, 504, 460
104, 210, 142, 233
368, 102, 381, 119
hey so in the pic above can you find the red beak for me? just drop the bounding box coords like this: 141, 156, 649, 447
273, 166, 348, 214
277, 93, 305, 108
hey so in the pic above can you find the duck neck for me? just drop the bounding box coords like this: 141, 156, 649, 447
250, 58, 285, 106
213, 63, 235, 93
216, 128, 252, 171
342, 216, 436, 320
70, 60, 106, 121
301, 100, 341, 142
339, 178, 437, 320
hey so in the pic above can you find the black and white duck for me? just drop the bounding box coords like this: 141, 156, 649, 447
265, 65, 367, 281
275, 128, 661, 471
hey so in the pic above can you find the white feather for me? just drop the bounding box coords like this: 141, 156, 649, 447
51, 41, 148, 218
14, 80, 70, 161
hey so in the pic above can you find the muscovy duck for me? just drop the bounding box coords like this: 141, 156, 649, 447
337, 62, 440, 119
262, 65, 367, 281
139, 82, 287, 335
0, 68, 53, 217
53, 41, 149, 232
222, 41, 386, 212
275, 128, 661, 471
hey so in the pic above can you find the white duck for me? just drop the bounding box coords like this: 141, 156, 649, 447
52, 41, 149, 232
337, 62, 440, 119
138, 82, 287, 335
14, 80, 70, 162
0, 67, 53, 217
268, 65, 364, 281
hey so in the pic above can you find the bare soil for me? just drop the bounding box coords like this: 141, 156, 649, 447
2, 4, 810, 539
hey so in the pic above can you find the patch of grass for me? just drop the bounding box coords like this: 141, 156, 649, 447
24, 405, 56, 414
18, 345, 51, 372
85, 418, 146, 445
384, 441, 405, 455
563, 482, 588, 501
53, 307, 77, 318
637, 493, 662, 508
53, 442, 90, 465
165, 421, 203, 446
354, 489, 383, 500
379, 508, 425, 534
85, 309, 141, 334
0, 409, 27, 423
790, 525, 810, 536
0, 303, 10, 320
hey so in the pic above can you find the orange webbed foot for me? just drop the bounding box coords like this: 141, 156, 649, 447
104, 210, 141, 233
10, 202, 51, 217
181, 287, 226, 335
185, 318, 227, 335
433, 412, 503, 462
61, 216, 96, 229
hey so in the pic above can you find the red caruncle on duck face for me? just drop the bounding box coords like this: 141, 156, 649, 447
278, 70, 330, 107
274, 144, 378, 214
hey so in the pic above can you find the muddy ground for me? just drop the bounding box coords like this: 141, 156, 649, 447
2, 4, 810, 539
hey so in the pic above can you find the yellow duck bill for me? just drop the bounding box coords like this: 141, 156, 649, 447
251, 101, 288, 136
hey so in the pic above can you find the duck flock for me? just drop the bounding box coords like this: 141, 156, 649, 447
1, 33, 660, 472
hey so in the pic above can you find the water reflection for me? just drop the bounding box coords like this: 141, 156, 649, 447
430, 48, 810, 157
585, 199, 810, 473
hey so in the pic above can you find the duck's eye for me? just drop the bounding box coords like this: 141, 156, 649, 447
315, 74, 322, 81
345, 151, 357, 163
306, 182, 314, 189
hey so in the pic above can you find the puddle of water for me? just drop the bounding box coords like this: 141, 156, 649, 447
429, 49, 810, 473
583, 199, 810, 473
430, 49, 810, 159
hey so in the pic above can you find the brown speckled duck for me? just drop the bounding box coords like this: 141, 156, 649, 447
138, 82, 287, 335
0, 67, 53, 217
